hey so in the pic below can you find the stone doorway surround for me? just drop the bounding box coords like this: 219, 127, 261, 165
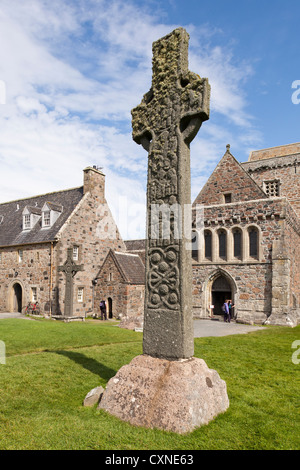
9, 280, 24, 313
107, 297, 113, 319
205, 269, 237, 319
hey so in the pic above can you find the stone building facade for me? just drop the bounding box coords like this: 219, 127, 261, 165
191, 143, 300, 326
94, 250, 145, 328
0, 167, 125, 318
1, 143, 299, 327
93, 142, 299, 328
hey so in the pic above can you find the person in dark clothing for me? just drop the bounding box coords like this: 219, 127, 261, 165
100, 300, 107, 320
228, 300, 235, 321
223, 300, 230, 322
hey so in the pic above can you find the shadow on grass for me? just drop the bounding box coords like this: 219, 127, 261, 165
55, 349, 116, 382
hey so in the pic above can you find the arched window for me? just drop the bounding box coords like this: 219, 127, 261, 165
249, 227, 258, 258
218, 230, 227, 259
204, 230, 212, 260
233, 228, 242, 259
191, 230, 199, 261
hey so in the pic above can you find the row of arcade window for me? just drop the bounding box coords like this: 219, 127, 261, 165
192, 226, 260, 262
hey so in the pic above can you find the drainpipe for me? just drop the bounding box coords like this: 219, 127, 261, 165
92, 278, 98, 317
49, 242, 53, 317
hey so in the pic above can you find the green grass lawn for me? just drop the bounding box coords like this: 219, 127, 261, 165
0, 318, 299, 450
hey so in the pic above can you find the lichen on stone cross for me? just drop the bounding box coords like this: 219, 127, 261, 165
131, 28, 210, 360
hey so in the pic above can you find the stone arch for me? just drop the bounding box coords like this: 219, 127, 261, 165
216, 227, 229, 261
231, 225, 243, 260
244, 224, 262, 261
204, 269, 237, 318
203, 228, 213, 261
191, 229, 201, 261
8, 280, 25, 313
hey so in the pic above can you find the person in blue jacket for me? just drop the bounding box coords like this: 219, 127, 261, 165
223, 300, 230, 322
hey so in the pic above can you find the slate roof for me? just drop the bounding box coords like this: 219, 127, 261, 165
124, 239, 146, 251
97, 249, 145, 285
114, 251, 145, 285
0, 186, 84, 247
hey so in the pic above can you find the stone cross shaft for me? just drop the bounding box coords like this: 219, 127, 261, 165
58, 247, 84, 317
131, 28, 210, 360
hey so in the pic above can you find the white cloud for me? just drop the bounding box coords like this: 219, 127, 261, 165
0, 0, 262, 239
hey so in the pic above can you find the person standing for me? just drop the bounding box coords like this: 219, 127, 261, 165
228, 300, 235, 321
223, 300, 230, 323
100, 300, 107, 320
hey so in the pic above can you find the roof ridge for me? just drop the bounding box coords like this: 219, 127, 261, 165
0, 186, 83, 206
115, 251, 139, 257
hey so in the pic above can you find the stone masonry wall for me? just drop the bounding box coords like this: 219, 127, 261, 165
193, 148, 266, 206
284, 209, 300, 323
54, 168, 126, 317
191, 198, 294, 324
243, 154, 300, 218
0, 168, 126, 317
249, 143, 300, 161
0, 243, 53, 313
192, 262, 273, 324
94, 252, 127, 318
94, 251, 145, 326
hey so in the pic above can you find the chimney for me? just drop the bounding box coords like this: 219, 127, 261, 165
83, 166, 105, 199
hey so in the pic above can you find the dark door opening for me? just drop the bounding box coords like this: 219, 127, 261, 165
108, 297, 113, 319
211, 276, 232, 317
13, 283, 22, 313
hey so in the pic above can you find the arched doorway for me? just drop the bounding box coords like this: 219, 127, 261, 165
108, 297, 113, 319
12, 283, 23, 313
211, 275, 232, 317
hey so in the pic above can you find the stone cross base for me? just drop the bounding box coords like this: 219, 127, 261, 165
51, 315, 85, 323
98, 354, 229, 434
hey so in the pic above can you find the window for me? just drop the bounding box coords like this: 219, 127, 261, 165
24, 214, 31, 229
41, 202, 62, 228
73, 246, 79, 261
0, 252, 2, 263
77, 287, 84, 302
43, 210, 51, 227
233, 229, 242, 258
204, 230, 212, 259
22, 206, 42, 230
108, 272, 113, 281
18, 249, 23, 263
249, 227, 258, 258
264, 180, 280, 197
218, 230, 227, 259
31, 287, 37, 302
191, 230, 199, 261
224, 193, 232, 204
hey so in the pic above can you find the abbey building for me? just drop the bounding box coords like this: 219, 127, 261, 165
191, 143, 300, 326
0, 143, 299, 327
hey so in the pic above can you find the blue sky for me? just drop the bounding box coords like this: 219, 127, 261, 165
0, 0, 299, 239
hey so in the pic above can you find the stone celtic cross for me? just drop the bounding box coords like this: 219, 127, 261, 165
131, 28, 210, 359
58, 247, 84, 317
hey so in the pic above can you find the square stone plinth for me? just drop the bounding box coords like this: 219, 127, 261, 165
98, 354, 229, 434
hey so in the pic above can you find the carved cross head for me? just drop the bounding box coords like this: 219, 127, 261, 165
58, 248, 84, 278
131, 28, 210, 151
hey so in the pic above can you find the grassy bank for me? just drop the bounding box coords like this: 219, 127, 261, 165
0, 318, 299, 450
